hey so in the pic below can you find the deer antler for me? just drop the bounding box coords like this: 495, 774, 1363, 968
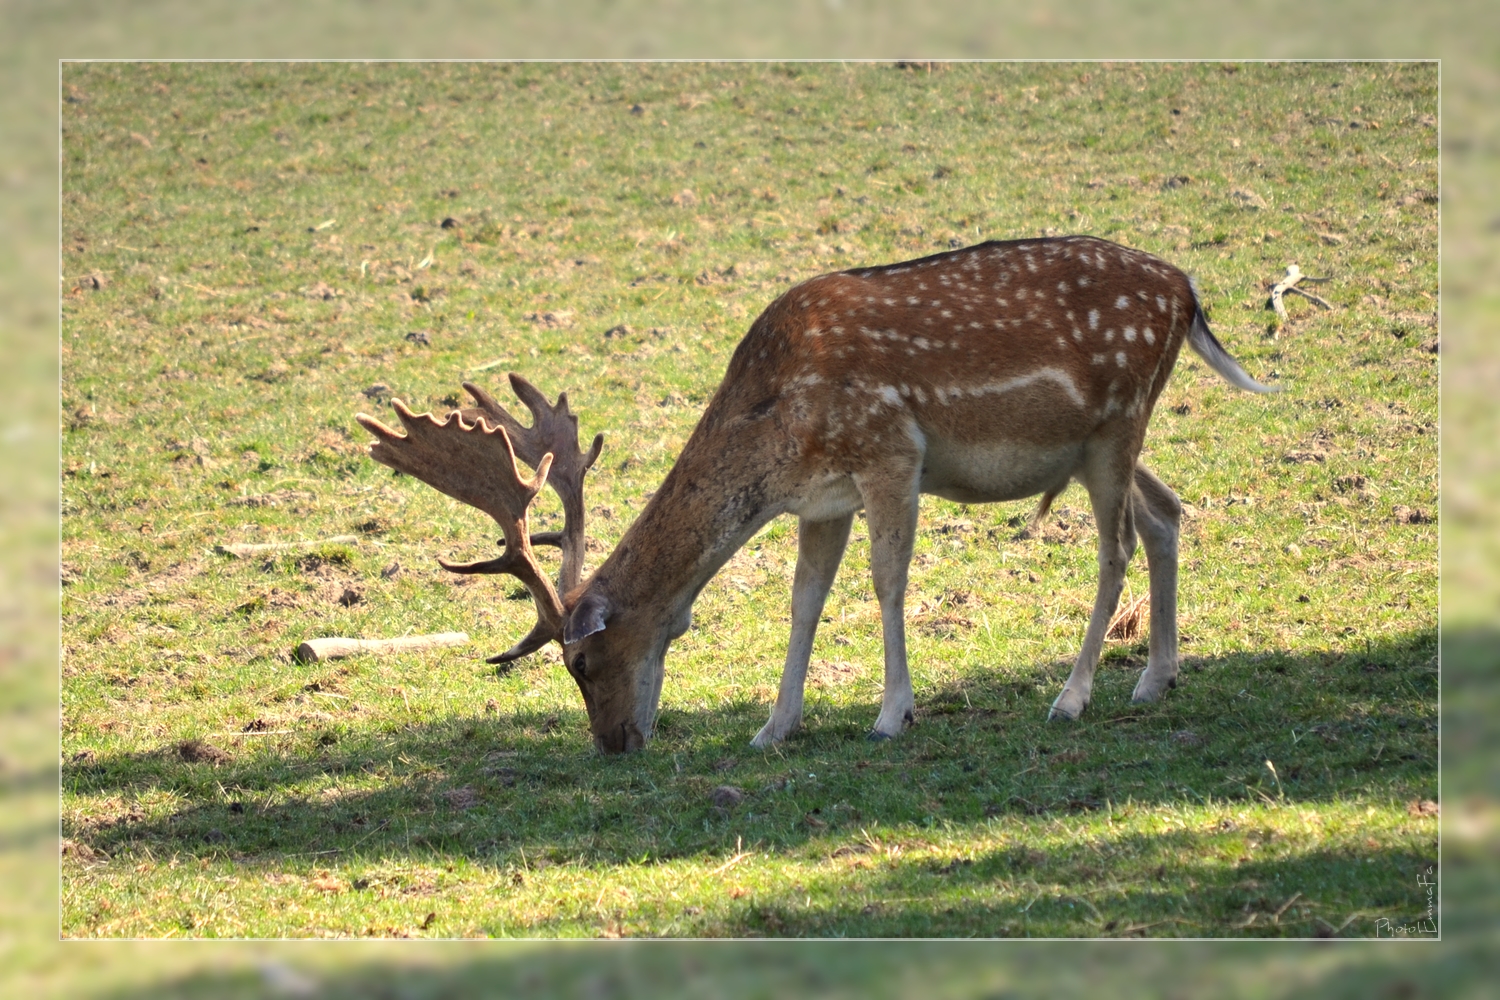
355, 400, 566, 663
459, 374, 603, 595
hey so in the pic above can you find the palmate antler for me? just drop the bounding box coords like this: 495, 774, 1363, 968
457, 376, 602, 595
355, 374, 602, 664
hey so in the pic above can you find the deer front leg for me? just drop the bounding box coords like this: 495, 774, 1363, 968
1050, 469, 1135, 721
1129, 465, 1182, 704
855, 464, 921, 741
752, 513, 854, 748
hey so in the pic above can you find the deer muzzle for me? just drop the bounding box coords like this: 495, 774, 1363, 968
595, 720, 649, 754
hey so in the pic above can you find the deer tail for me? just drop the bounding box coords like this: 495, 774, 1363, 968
1186, 288, 1279, 394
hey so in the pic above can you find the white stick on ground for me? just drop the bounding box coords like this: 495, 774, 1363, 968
215, 535, 361, 558
296, 633, 470, 663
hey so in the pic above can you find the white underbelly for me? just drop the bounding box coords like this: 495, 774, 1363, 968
786, 474, 864, 521
920, 437, 1082, 503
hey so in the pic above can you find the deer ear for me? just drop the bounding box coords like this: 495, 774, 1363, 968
564, 591, 609, 644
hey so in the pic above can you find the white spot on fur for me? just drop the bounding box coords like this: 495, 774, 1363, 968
1088, 309, 1100, 331
1078, 275, 1091, 287
1092, 353, 1106, 365
1116, 351, 1127, 367
914, 337, 930, 349
1143, 327, 1155, 345
1104, 329, 1114, 342
1124, 326, 1137, 342
1115, 295, 1130, 309
1156, 295, 1167, 312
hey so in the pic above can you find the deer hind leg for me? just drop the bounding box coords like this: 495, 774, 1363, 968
853, 461, 921, 741
1129, 465, 1182, 704
1050, 459, 1137, 722
752, 513, 854, 748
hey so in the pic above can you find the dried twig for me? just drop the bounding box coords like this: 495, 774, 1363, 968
209, 729, 294, 737
215, 535, 360, 558
1106, 592, 1150, 641
705, 850, 754, 877
295, 633, 469, 663
1273, 891, 1303, 922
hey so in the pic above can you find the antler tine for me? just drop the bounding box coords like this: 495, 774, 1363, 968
458, 380, 533, 459
356, 400, 565, 663
459, 374, 604, 595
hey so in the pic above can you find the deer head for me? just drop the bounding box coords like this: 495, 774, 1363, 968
356, 375, 657, 750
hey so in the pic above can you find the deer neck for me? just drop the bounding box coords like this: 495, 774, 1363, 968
585, 399, 790, 625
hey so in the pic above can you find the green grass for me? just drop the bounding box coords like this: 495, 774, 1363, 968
60, 61, 1437, 938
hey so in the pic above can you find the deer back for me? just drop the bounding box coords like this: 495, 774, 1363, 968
706, 237, 1196, 477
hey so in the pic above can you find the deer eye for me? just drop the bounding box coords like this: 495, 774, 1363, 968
570, 655, 587, 680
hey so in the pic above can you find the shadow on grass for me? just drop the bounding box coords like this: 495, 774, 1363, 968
64, 629, 1436, 878
84, 927, 1485, 1000
669, 838, 1439, 939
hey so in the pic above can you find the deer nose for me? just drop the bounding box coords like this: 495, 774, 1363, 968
594, 721, 646, 754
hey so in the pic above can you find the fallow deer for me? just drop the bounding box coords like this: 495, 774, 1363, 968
358, 235, 1275, 753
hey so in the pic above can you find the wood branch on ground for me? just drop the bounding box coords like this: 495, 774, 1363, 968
295, 632, 470, 663
215, 535, 360, 558
1267, 263, 1334, 331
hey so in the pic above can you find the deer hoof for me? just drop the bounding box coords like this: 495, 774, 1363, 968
1131, 669, 1177, 704
1049, 688, 1086, 721
750, 727, 785, 749
869, 707, 913, 741
751, 711, 801, 748
866, 729, 895, 742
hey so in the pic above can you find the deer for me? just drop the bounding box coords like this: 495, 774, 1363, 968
357, 235, 1276, 754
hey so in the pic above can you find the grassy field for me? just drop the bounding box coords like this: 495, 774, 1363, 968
59, 61, 1437, 938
